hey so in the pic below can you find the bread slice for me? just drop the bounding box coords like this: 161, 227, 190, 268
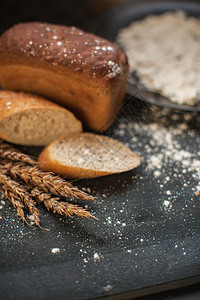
38, 133, 141, 178
0, 90, 82, 146
0, 22, 129, 131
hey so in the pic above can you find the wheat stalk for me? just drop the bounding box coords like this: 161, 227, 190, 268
6, 163, 95, 201
0, 142, 94, 201
0, 142, 37, 165
31, 186, 96, 219
2, 189, 26, 223
0, 143, 97, 227
0, 170, 41, 226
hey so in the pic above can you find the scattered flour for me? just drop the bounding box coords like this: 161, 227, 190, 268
112, 104, 200, 212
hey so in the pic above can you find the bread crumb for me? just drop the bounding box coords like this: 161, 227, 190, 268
166, 190, 172, 195
103, 285, 113, 292
51, 247, 60, 254
93, 252, 100, 261
163, 200, 171, 208
27, 215, 34, 222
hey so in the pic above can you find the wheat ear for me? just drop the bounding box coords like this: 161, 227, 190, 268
0, 170, 41, 226
2, 189, 26, 223
31, 187, 96, 220
0, 142, 37, 165
7, 163, 95, 201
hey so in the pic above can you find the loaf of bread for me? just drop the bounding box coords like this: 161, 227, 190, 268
38, 133, 141, 178
0, 90, 82, 146
0, 22, 129, 131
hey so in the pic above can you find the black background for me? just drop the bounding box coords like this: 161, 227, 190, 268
0, 0, 95, 34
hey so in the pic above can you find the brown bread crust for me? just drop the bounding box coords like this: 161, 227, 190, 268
0, 22, 128, 82
0, 90, 72, 119
38, 133, 141, 179
0, 22, 129, 131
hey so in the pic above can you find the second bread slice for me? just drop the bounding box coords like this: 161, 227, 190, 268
0, 90, 82, 146
38, 133, 141, 178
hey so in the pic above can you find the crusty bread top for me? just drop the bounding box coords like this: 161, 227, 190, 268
0, 22, 129, 83
0, 90, 78, 121
38, 133, 141, 178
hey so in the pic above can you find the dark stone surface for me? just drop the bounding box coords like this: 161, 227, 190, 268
0, 1, 200, 299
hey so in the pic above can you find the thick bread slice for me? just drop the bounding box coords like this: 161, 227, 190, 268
0, 90, 82, 146
0, 22, 129, 131
38, 133, 141, 178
